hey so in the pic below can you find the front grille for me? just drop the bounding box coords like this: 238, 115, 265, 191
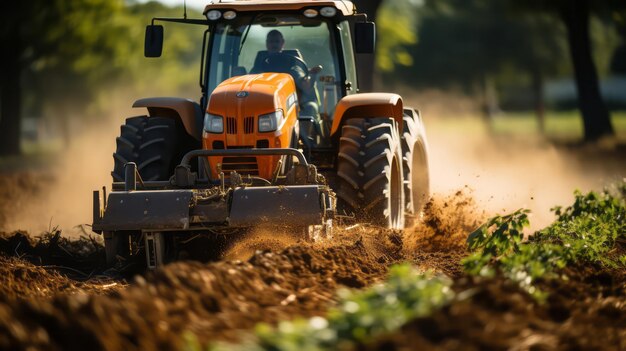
226, 117, 237, 134
244, 116, 254, 134
222, 156, 258, 175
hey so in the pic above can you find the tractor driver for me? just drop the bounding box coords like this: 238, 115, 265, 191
251, 30, 322, 147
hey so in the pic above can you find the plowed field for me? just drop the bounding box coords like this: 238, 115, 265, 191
0, 172, 624, 351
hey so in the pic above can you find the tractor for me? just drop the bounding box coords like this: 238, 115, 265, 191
92, 0, 430, 270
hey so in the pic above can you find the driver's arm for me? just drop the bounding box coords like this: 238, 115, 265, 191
290, 65, 320, 91
300, 75, 316, 90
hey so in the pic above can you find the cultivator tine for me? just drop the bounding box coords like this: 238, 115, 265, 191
145, 232, 164, 270
124, 162, 137, 191
92, 190, 101, 232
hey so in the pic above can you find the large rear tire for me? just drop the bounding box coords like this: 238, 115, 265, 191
337, 118, 405, 229
401, 109, 430, 227
112, 116, 197, 182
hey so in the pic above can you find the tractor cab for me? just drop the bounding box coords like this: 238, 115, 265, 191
198, 3, 373, 160
144, 1, 375, 168
206, 11, 348, 128
201, 8, 360, 175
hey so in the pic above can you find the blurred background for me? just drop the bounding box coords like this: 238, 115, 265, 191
1, 0, 625, 234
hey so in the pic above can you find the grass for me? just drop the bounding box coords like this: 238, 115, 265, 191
491, 110, 626, 141
0, 138, 64, 172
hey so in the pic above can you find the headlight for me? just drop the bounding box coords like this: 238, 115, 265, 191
320, 7, 337, 17
223, 10, 237, 20
303, 9, 318, 18
204, 113, 223, 133
206, 10, 221, 21
258, 110, 284, 132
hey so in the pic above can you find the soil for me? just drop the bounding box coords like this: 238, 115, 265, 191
363, 265, 626, 351
0, 172, 624, 350
0, 230, 397, 350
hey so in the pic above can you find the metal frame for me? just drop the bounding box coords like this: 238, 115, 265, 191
151, 17, 208, 26
179, 148, 308, 167
109, 148, 310, 191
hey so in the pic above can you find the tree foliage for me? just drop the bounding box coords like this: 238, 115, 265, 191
0, 0, 205, 155
383, 0, 625, 141
395, 0, 568, 91
27, 0, 131, 115
375, 1, 419, 72
510, 0, 626, 140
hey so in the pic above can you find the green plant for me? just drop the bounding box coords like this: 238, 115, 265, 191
327, 265, 453, 345
206, 264, 454, 351
462, 209, 530, 276
462, 182, 626, 300
540, 188, 626, 267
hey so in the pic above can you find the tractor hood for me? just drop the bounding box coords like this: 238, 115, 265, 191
203, 72, 300, 180
207, 73, 295, 121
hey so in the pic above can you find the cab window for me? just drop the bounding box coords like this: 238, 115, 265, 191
207, 14, 342, 114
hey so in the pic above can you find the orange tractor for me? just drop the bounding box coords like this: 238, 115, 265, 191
92, 0, 429, 270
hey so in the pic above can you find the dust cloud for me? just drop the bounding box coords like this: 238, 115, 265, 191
407, 90, 624, 230
2, 104, 136, 236
222, 228, 302, 261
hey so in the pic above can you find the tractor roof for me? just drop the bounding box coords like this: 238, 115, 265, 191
203, 0, 355, 16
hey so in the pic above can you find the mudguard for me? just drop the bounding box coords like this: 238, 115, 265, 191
133, 97, 203, 140
330, 93, 404, 136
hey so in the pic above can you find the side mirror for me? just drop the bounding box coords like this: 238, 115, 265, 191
145, 25, 164, 57
354, 22, 375, 54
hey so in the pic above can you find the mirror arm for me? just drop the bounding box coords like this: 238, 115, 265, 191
150, 17, 209, 25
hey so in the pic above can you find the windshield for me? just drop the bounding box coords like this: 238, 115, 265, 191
207, 14, 342, 114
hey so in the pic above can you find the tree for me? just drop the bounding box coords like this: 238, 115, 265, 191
611, 9, 626, 75
354, 0, 421, 91
400, 0, 567, 127
509, 13, 568, 133
517, 0, 626, 141
558, 0, 614, 140
0, 0, 127, 156
376, 1, 419, 73
390, 0, 622, 141
612, 26, 626, 74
